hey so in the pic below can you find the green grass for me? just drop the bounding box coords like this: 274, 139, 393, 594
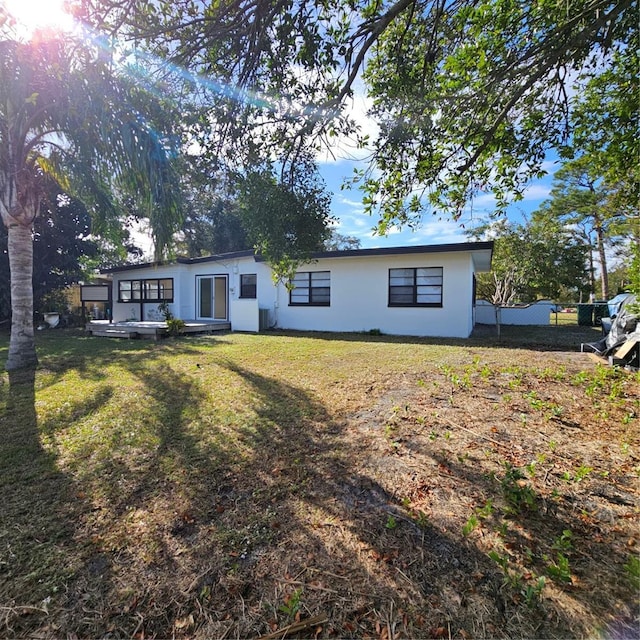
0, 327, 637, 639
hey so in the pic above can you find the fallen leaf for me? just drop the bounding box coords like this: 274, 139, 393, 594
174, 614, 194, 630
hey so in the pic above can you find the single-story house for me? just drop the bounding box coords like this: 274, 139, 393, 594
100, 241, 493, 338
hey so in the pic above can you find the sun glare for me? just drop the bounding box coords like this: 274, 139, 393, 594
2, 0, 75, 37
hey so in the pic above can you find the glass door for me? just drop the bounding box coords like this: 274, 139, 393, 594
196, 276, 228, 320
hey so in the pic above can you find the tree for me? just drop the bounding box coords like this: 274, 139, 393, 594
535, 156, 633, 300
178, 193, 250, 257
30, 181, 98, 317
0, 34, 182, 369
236, 161, 333, 281
570, 25, 639, 212
470, 218, 588, 304
84, 0, 635, 229
0, 179, 100, 324
323, 231, 362, 251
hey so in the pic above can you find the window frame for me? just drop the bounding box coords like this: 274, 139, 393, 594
289, 270, 331, 307
388, 267, 443, 307
239, 273, 257, 299
118, 278, 174, 303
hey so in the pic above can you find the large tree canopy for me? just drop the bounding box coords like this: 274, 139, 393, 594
236, 160, 333, 281
84, 0, 636, 228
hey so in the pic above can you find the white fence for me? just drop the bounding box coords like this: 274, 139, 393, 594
475, 300, 557, 326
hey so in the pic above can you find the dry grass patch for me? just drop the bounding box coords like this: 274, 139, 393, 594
0, 327, 638, 638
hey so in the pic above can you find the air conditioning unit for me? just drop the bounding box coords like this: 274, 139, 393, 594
258, 308, 270, 331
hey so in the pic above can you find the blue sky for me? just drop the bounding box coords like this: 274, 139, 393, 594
314, 87, 559, 249
319, 156, 558, 249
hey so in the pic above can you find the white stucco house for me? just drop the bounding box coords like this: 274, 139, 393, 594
100, 241, 493, 339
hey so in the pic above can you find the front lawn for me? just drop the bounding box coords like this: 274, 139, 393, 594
1, 327, 638, 638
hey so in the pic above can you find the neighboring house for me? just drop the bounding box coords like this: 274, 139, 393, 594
101, 241, 493, 338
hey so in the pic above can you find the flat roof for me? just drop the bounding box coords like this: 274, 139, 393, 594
101, 241, 494, 273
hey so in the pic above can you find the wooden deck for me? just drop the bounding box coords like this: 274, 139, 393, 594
86, 320, 231, 340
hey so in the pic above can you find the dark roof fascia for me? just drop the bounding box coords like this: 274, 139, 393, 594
101, 242, 494, 274
100, 260, 172, 274
177, 249, 255, 264
100, 250, 256, 274
254, 241, 494, 262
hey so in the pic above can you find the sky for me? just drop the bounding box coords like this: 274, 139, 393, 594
315, 90, 558, 249
318, 154, 558, 250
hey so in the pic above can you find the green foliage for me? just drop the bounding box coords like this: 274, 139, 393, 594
278, 588, 303, 619
462, 514, 478, 537
323, 230, 361, 251
0, 181, 100, 322
40, 289, 70, 314
545, 553, 572, 584
522, 577, 546, 608
531, 155, 636, 300
551, 530, 573, 553
166, 318, 186, 336
178, 193, 250, 257
469, 217, 589, 304
500, 464, 537, 514
627, 243, 640, 314
623, 554, 640, 590
360, 0, 635, 224
570, 27, 640, 214
0, 34, 183, 368
89, 0, 635, 232
236, 161, 333, 282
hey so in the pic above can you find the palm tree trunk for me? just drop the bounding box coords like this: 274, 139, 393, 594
6, 221, 38, 370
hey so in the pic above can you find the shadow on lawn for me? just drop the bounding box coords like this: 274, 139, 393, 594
260, 324, 602, 353
0, 342, 215, 637
1, 347, 632, 637
196, 364, 577, 638
0, 369, 93, 636
421, 449, 639, 638
30, 329, 218, 388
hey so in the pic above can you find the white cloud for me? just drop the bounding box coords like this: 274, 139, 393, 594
521, 183, 551, 201
317, 81, 379, 164
539, 159, 560, 174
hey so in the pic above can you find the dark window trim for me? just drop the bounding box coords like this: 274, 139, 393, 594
289, 271, 331, 307
388, 267, 443, 307
118, 277, 174, 303
239, 273, 257, 299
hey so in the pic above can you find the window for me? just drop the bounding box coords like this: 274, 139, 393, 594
118, 278, 174, 302
240, 274, 257, 299
289, 271, 330, 306
389, 267, 443, 307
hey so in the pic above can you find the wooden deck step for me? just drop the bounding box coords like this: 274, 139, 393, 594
89, 329, 139, 339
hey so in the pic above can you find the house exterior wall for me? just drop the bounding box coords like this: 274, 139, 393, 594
270, 252, 475, 338
110, 264, 184, 322
106, 247, 482, 338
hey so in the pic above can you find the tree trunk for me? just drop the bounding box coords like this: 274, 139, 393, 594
587, 244, 596, 298
594, 222, 609, 300
6, 222, 38, 370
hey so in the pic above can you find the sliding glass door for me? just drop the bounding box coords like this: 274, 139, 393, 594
196, 275, 228, 320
